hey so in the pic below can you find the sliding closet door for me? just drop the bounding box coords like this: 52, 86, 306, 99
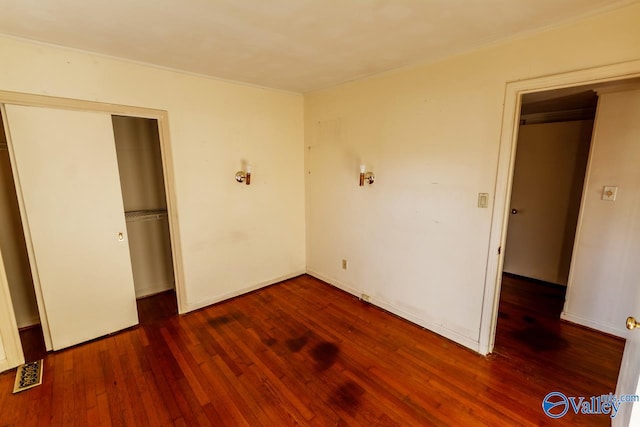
4, 105, 138, 350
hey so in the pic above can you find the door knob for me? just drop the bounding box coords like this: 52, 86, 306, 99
511, 208, 518, 214
117, 232, 124, 241
626, 316, 639, 330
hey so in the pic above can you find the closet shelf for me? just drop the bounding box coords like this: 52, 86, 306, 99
125, 209, 168, 223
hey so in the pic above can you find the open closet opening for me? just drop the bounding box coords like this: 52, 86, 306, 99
0, 108, 180, 362
0, 112, 45, 362
111, 115, 178, 321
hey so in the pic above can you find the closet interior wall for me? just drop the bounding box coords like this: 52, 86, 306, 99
112, 116, 175, 298
0, 113, 39, 328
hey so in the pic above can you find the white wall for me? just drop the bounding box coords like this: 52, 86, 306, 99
112, 116, 167, 212
0, 34, 306, 316
126, 218, 175, 298
562, 89, 640, 337
0, 117, 39, 328
304, 4, 640, 350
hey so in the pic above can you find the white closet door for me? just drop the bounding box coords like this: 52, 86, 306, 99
4, 105, 138, 350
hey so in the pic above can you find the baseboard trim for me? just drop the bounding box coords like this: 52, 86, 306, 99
135, 283, 175, 299
16, 317, 41, 330
502, 272, 567, 290
305, 268, 481, 353
561, 312, 627, 338
182, 270, 306, 314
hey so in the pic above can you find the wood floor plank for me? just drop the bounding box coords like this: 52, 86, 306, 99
49, 351, 64, 426
159, 327, 210, 407
141, 371, 174, 427
208, 354, 262, 426
0, 274, 626, 426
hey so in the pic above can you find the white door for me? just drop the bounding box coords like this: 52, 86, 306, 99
606, 88, 640, 426
4, 105, 138, 350
503, 121, 592, 285
614, 305, 640, 426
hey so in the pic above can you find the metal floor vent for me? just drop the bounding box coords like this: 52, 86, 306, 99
13, 360, 43, 394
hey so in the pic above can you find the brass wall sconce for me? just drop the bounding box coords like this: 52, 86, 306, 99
235, 165, 252, 185
359, 164, 375, 186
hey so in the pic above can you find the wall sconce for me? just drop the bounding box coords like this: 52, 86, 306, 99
359, 164, 375, 186
235, 164, 252, 185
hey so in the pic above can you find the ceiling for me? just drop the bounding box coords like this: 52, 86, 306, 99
0, 0, 636, 92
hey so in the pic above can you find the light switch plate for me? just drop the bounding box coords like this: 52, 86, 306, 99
602, 186, 617, 201
478, 193, 489, 208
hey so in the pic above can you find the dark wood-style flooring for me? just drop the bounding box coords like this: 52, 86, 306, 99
0, 274, 625, 426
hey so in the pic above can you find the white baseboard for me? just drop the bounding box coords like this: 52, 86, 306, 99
16, 316, 40, 330
135, 282, 175, 299
561, 312, 627, 338
305, 269, 481, 353
183, 270, 306, 313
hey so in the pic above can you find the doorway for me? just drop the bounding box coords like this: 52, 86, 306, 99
502, 89, 596, 287
474, 63, 640, 425
0, 106, 180, 361
487, 76, 640, 404
112, 115, 177, 303
495, 85, 597, 354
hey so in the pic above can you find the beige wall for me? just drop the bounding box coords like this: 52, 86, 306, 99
112, 116, 167, 211
562, 89, 640, 337
0, 117, 39, 328
126, 218, 175, 298
0, 34, 306, 318
304, 4, 640, 350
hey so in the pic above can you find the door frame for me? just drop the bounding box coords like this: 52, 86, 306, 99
479, 59, 640, 355
0, 90, 186, 368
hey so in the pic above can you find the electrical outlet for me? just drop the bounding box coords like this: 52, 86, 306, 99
602, 186, 617, 201
361, 294, 370, 302
342, 259, 348, 269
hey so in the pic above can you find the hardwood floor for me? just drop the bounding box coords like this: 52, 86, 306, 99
0, 274, 625, 426
494, 274, 625, 425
